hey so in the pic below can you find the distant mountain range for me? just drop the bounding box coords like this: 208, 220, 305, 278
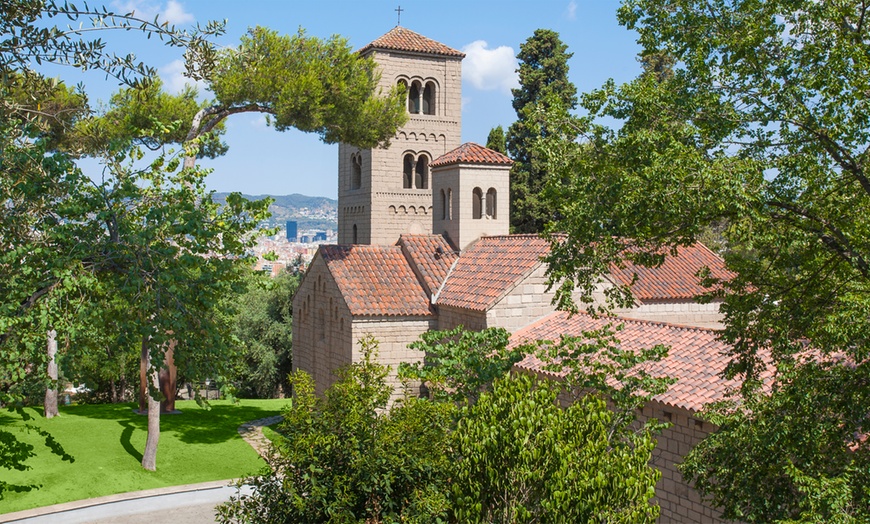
213, 192, 337, 232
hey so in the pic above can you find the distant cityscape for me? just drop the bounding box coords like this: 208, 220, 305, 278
217, 193, 338, 276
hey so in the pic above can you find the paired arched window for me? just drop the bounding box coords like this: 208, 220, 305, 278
399, 79, 436, 115
351, 153, 362, 190
473, 187, 498, 220
402, 152, 429, 189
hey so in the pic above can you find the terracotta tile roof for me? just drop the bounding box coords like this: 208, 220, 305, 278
359, 27, 465, 58
319, 245, 433, 317
397, 235, 458, 296
435, 235, 550, 311
511, 311, 742, 413
610, 243, 734, 301
431, 142, 514, 168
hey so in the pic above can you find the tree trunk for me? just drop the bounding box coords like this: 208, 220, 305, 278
141, 337, 161, 471
159, 340, 177, 412
44, 329, 58, 419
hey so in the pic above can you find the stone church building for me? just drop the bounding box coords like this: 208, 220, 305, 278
293, 27, 739, 523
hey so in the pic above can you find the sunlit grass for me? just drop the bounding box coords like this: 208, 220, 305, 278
1, 398, 288, 514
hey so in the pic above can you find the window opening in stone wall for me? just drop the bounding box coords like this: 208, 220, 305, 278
486, 187, 497, 219
440, 189, 447, 220
317, 308, 325, 341
422, 82, 435, 115
351, 153, 362, 190
415, 155, 428, 189
403, 153, 414, 188
408, 81, 421, 113
353, 224, 358, 244
472, 187, 483, 219
447, 188, 453, 220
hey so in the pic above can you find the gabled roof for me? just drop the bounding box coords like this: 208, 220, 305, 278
511, 311, 744, 413
610, 243, 734, 301
431, 142, 513, 168
358, 27, 465, 58
435, 235, 550, 311
397, 235, 458, 296
319, 245, 433, 317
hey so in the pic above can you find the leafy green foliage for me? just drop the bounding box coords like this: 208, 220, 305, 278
230, 270, 298, 398
506, 29, 578, 234
218, 336, 454, 523
399, 326, 521, 404
681, 360, 870, 523
536, 0, 870, 519
451, 373, 660, 523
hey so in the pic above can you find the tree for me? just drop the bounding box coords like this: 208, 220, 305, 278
217, 336, 454, 523
485, 125, 507, 154
182, 26, 407, 168
451, 373, 660, 523
398, 326, 522, 404
506, 29, 577, 234
230, 270, 298, 398
537, 0, 870, 519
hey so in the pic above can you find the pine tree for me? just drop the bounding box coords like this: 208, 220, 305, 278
506, 29, 577, 234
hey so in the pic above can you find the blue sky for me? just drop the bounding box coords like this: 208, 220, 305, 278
64, 1, 642, 198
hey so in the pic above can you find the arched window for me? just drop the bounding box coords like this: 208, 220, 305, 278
403, 154, 414, 188
351, 154, 362, 190
472, 187, 483, 219
422, 82, 435, 115
408, 82, 421, 114
352, 224, 358, 244
440, 189, 447, 220
447, 188, 453, 219
486, 188, 497, 219
415, 155, 428, 189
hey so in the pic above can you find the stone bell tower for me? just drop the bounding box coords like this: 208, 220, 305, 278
337, 27, 464, 245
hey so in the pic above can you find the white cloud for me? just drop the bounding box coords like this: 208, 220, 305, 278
161, 0, 194, 25
160, 58, 206, 94
112, 0, 193, 25
250, 115, 270, 129
461, 40, 518, 94
566, 0, 578, 21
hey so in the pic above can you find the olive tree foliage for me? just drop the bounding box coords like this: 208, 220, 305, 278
452, 373, 660, 524
218, 336, 455, 524
536, 0, 870, 520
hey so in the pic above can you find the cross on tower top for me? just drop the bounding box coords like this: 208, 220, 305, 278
395, 5, 403, 26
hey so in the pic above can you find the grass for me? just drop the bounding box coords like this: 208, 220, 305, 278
1, 398, 288, 514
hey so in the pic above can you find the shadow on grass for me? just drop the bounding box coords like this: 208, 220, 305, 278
119, 421, 143, 462
60, 401, 287, 446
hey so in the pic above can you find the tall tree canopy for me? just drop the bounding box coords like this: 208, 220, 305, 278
506, 29, 577, 234
1, 0, 408, 479
538, 0, 870, 520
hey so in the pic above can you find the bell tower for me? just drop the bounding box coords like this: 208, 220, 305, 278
337, 27, 464, 245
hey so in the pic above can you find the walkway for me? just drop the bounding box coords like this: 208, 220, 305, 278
0, 415, 283, 523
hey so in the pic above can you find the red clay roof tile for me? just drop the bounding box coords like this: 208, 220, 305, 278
511, 311, 744, 413
320, 245, 433, 317
398, 235, 458, 296
359, 27, 465, 58
610, 243, 734, 301
431, 142, 514, 168
435, 235, 549, 311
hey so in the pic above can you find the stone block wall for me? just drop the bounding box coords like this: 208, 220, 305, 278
617, 300, 724, 329
351, 317, 436, 398
292, 259, 355, 397
638, 402, 738, 523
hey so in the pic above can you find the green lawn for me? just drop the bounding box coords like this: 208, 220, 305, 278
1, 398, 288, 514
